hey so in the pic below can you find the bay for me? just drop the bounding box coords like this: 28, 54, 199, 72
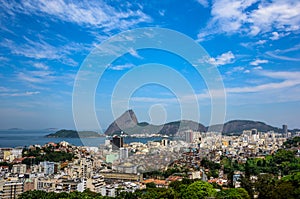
0, 130, 162, 148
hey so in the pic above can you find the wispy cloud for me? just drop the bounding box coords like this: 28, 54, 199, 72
198, 0, 300, 40
227, 70, 300, 93
0, 86, 17, 92
0, 0, 150, 67
0, 91, 40, 97
227, 80, 300, 93
196, 0, 209, 8
128, 48, 143, 59
158, 10, 165, 16
1, 0, 151, 32
131, 97, 178, 103
250, 59, 268, 66
0, 56, 9, 62
207, 51, 235, 66
0, 86, 40, 97
260, 71, 300, 80
33, 63, 49, 70
240, 39, 268, 49
265, 43, 300, 61
256, 40, 267, 45
226, 66, 248, 75
0, 38, 87, 66
266, 51, 300, 61
253, 66, 263, 70
275, 43, 300, 54
17, 70, 56, 84
109, 63, 135, 71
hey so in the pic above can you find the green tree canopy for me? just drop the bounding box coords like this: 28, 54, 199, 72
182, 181, 216, 199
216, 188, 250, 199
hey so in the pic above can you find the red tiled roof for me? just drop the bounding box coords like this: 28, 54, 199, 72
143, 179, 167, 185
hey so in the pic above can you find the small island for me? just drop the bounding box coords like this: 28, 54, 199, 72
8, 128, 24, 131
45, 129, 104, 138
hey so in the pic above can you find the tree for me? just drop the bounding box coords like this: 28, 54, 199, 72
18, 190, 49, 199
116, 191, 138, 199
216, 188, 250, 199
255, 174, 275, 199
182, 181, 216, 199
146, 182, 157, 188
240, 176, 254, 198
272, 181, 297, 199
273, 149, 295, 165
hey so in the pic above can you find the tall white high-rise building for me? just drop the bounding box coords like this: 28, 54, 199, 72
185, 130, 193, 143
161, 139, 168, 146
40, 161, 55, 175
119, 147, 128, 160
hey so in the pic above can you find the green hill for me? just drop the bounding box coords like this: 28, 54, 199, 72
45, 129, 103, 138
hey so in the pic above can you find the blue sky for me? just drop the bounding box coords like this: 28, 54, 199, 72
0, 0, 300, 130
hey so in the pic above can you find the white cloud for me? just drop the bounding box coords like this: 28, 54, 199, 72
0, 91, 40, 97
260, 71, 300, 80
0, 38, 87, 66
266, 51, 300, 61
226, 66, 245, 75
240, 39, 267, 48
158, 10, 165, 16
256, 40, 267, 45
270, 32, 280, 40
0, 56, 9, 61
227, 70, 300, 93
277, 43, 300, 53
0, 86, 17, 92
196, 0, 209, 7
232, 66, 245, 72
128, 48, 143, 59
270, 31, 289, 40
207, 51, 235, 66
131, 97, 178, 103
1, 0, 151, 32
109, 63, 134, 71
198, 0, 256, 40
227, 80, 300, 93
250, 59, 269, 66
253, 66, 263, 70
199, 0, 300, 40
17, 70, 56, 83
250, 1, 300, 34
265, 43, 300, 61
33, 63, 49, 70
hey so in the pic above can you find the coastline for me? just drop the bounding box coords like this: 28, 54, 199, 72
0, 130, 164, 148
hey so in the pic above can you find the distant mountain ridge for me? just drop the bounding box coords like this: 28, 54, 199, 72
209, 120, 280, 135
104, 110, 296, 136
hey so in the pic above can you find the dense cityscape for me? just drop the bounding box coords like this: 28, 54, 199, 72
0, 126, 299, 198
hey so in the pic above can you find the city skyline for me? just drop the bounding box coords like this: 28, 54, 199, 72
0, 0, 300, 130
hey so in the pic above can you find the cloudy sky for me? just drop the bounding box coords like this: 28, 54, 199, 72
0, 0, 300, 130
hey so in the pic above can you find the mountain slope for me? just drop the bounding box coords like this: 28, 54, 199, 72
104, 110, 289, 136
209, 120, 280, 135
104, 110, 206, 135
104, 110, 138, 135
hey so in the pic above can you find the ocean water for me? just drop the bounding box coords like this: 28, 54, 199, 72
0, 130, 162, 148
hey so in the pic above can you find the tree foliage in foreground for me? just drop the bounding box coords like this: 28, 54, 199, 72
18, 180, 251, 199
241, 172, 300, 199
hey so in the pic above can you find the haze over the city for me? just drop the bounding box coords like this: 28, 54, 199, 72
0, 0, 300, 130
